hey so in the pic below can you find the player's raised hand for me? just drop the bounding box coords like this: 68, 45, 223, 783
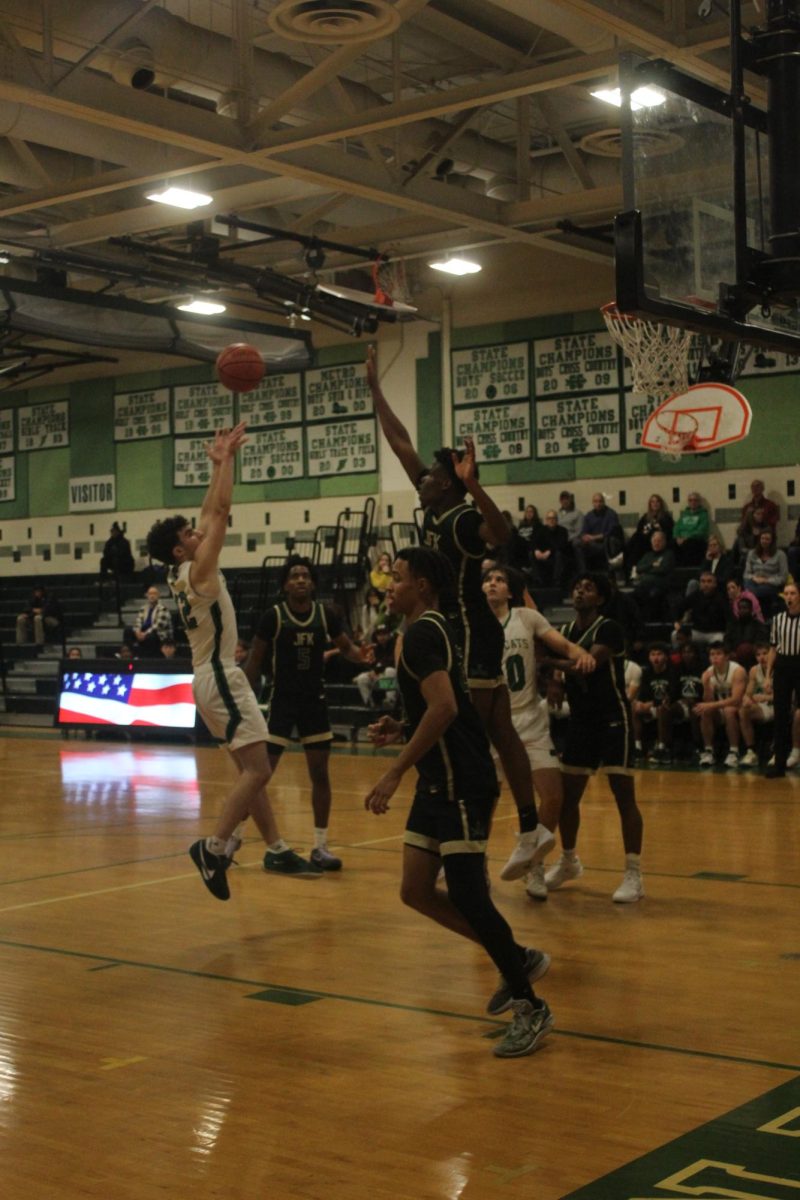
223, 421, 248, 456
453, 436, 477, 487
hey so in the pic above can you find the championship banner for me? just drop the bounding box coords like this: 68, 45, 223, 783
533, 331, 619, 397
173, 436, 212, 488
453, 401, 531, 462
306, 418, 377, 477
452, 342, 529, 406
535, 394, 623, 458
0, 455, 14, 502
240, 426, 304, 481
0, 408, 13, 454
114, 388, 171, 441
17, 400, 69, 451
624, 393, 653, 450
238, 373, 303, 428
173, 382, 234, 434
304, 364, 372, 421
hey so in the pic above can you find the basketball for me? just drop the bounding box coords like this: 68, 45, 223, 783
215, 343, 265, 393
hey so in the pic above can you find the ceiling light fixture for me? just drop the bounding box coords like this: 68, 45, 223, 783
591, 86, 666, 111
146, 186, 213, 210
429, 256, 482, 276
177, 298, 226, 315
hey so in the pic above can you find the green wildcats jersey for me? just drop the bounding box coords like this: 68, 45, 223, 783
169, 561, 238, 669
256, 600, 343, 697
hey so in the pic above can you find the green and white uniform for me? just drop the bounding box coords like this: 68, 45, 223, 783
169, 561, 267, 750
498, 607, 558, 772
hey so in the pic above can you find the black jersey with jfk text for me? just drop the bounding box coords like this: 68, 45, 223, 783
420, 503, 486, 623
256, 601, 342, 696
639, 664, 680, 706
560, 615, 628, 721
398, 611, 498, 801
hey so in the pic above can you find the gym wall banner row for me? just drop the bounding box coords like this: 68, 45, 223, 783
452, 333, 800, 463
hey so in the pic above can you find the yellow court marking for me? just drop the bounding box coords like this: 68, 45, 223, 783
99, 1057, 147, 1071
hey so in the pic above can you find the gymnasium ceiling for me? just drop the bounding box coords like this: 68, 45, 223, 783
0, 0, 753, 385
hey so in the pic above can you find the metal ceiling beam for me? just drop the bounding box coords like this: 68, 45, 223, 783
536, 94, 594, 190
251, 50, 619, 157
52, 0, 163, 90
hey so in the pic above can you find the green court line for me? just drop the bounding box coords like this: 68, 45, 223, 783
0, 936, 798, 1073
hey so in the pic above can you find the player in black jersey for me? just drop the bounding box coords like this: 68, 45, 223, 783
541, 572, 645, 904
366, 347, 552, 882
246, 556, 369, 871
366, 547, 553, 1058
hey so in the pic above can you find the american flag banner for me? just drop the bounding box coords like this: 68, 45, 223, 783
58, 670, 196, 729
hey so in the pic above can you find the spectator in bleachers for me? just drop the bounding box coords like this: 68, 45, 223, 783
556, 490, 583, 549
489, 511, 531, 572
160, 639, 177, 659
726, 575, 764, 624
517, 504, 542, 546
674, 571, 727, 647
66, 646, 83, 660
124, 586, 173, 658
354, 623, 398, 709
631, 642, 680, 762
530, 509, 569, 589
631, 531, 676, 620
673, 492, 710, 566
604, 575, 645, 659
695, 534, 735, 589
735, 505, 771, 562
100, 522, 135, 578
744, 529, 788, 616
740, 479, 779, 530
624, 493, 674, 575
16, 585, 62, 646
725, 596, 767, 670
369, 552, 393, 596
576, 492, 623, 573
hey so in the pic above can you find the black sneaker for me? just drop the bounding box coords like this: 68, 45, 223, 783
486, 948, 551, 1016
263, 848, 323, 877
310, 846, 343, 871
765, 764, 786, 778
189, 839, 231, 901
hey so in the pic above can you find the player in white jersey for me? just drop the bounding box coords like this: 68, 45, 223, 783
695, 641, 747, 768
482, 566, 595, 898
147, 422, 318, 900
738, 643, 775, 767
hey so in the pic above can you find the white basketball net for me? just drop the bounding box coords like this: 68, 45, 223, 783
602, 303, 695, 400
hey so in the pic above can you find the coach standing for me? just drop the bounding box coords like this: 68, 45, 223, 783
765, 581, 800, 778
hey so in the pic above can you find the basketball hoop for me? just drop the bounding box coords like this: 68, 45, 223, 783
601, 302, 695, 398
371, 255, 410, 307
654, 410, 699, 462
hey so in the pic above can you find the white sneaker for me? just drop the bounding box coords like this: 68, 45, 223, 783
613, 868, 644, 903
544, 854, 583, 891
725, 750, 740, 769
525, 864, 547, 901
787, 749, 800, 769
699, 749, 714, 767
740, 748, 758, 767
500, 824, 556, 881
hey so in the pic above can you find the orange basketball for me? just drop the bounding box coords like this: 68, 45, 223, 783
215, 343, 265, 393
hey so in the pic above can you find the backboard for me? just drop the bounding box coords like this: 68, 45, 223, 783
640, 383, 752, 455
614, 52, 800, 358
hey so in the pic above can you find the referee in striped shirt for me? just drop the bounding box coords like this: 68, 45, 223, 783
765, 581, 800, 777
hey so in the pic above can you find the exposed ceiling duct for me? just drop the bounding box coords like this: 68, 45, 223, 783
487, 0, 614, 55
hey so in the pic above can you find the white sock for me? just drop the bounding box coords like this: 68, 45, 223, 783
563, 847, 578, 861
314, 827, 328, 850
232, 822, 246, 840
625, 852, 642, 872
206, 836, 226, 855
269, 838, 290, 854
704, 745, 713, 752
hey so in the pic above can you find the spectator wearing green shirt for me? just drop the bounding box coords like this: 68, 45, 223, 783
674, 492, 710, 566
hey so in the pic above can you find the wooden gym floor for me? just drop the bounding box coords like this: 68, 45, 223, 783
0, 733, 798, 1200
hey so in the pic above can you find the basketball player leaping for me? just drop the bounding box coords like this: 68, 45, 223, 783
147, 423, 317, 901
365, 347, 553, 881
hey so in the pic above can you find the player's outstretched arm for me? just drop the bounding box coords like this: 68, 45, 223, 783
541, 626, 596, 674
193, 424, 247, 590
365, 346, 426, 486
453, 436, 509, 547
333, 630, 374, 665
